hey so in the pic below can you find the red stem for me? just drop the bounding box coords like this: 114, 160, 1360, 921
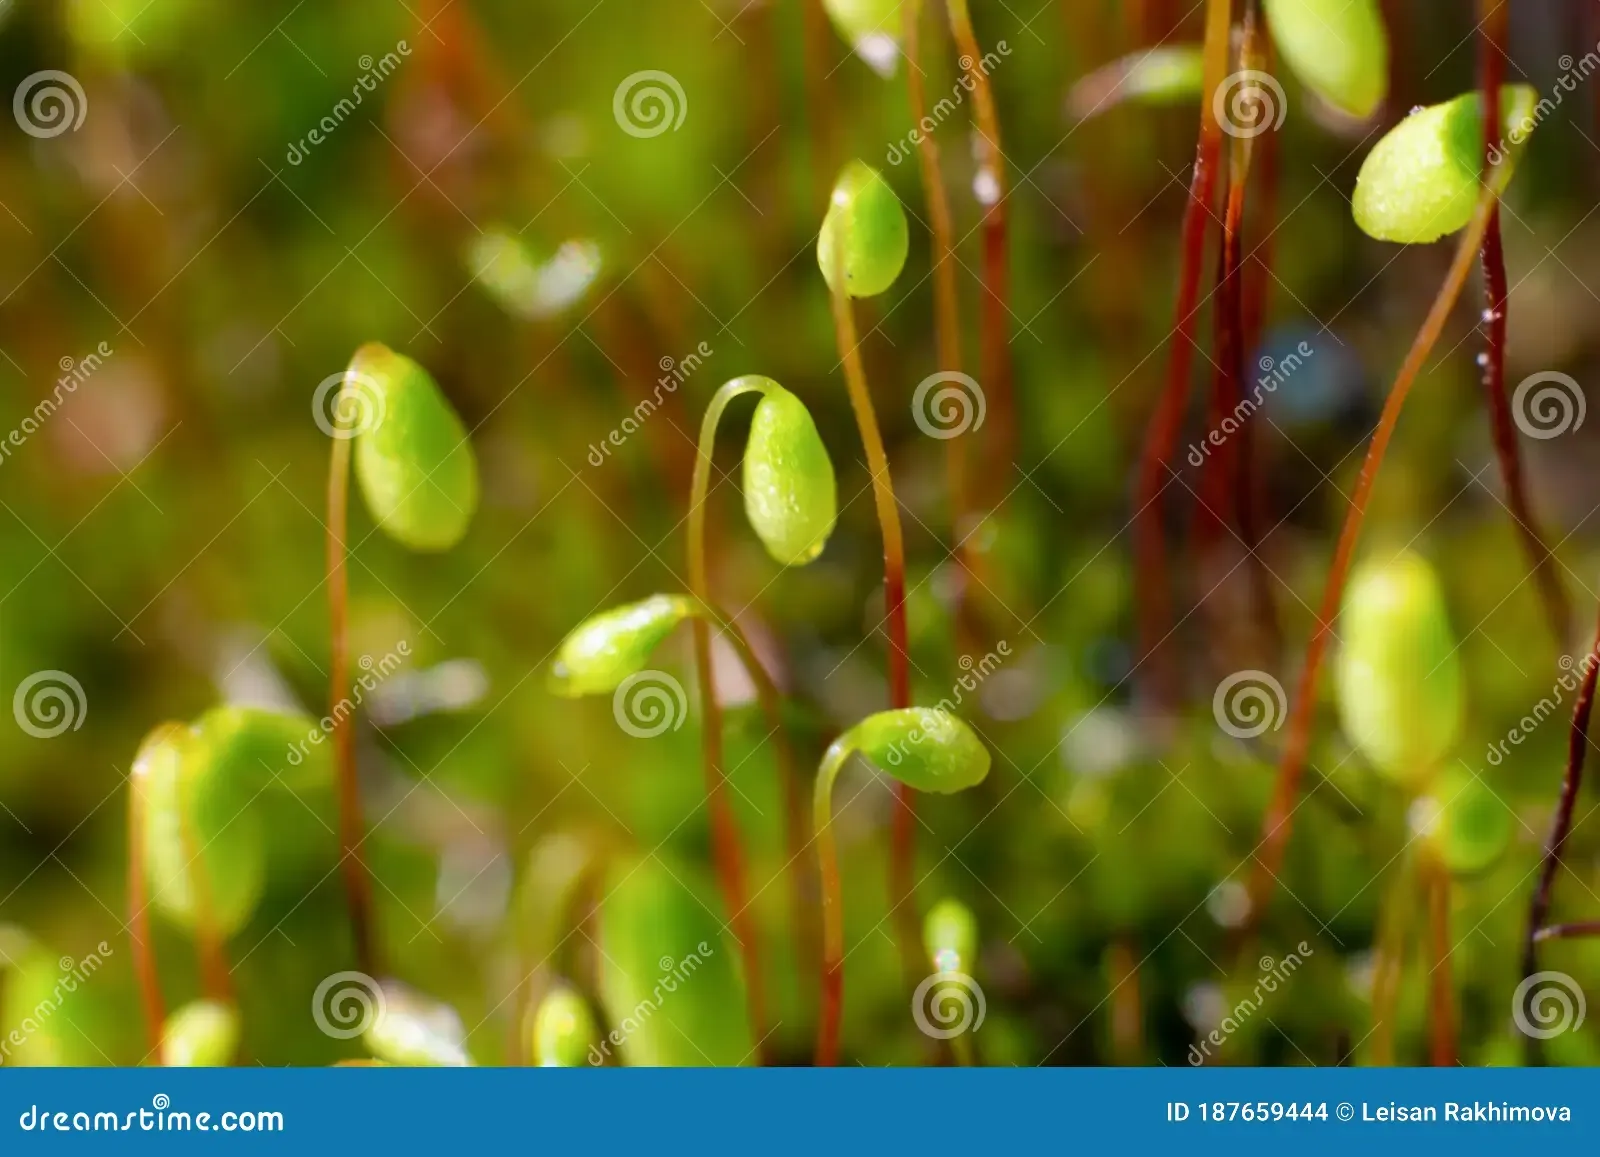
1134, 0, 1233, 707
1249, 191, 1501, 917
1523, 597, 1600, 977
1477, 4, 1570, 648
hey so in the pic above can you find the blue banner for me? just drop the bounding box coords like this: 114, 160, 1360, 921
1, 1068, 1591, 1153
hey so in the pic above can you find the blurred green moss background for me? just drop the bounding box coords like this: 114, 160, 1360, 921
1, 0, 1599, 1066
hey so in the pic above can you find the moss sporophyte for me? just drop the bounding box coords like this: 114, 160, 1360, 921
323, 343, 478, 975
811, 709, 990, 1064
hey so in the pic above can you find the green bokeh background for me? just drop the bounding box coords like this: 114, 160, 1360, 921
1, 0, 1598, 1066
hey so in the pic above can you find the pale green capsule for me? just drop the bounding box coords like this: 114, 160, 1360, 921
1335, 553, 1463, 787
821, 0, 901, 76
742, 382, 837, 566
923, 897, 979, 974
190, 705, 330, 795
548, 594, 695, 696
1417, 771, 1512, 878
845, 708, 991, 794
529, 984, 599, 1067
596, 855, 752, 1066
346, 343, 479, 552
466, 230, 602, 320
364, 982, 471, 1066
1352, 86, 1538, 244
138, 724, 266, 937
1264, 0, 1388, 121
817, 161, 910, 298
160, 1000, 240, 1067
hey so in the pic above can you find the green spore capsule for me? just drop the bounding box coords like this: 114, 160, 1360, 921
818, 161, 910, 299
1263, 0, 1388, 121
466, 230, 602, 320
741, 382, 838, 566
596, 855, 752, 1066
190, 705, 330, 795
1335, 552, 1464, 788
160, 1000, 240, 1067
843, 707, 992, 793
548, 594, 695, 696
364, 982, 471, 1067
529, 984, 599, 1067
1352, 86, 1538, 244
138, 723, 266, 937
821, 0, 901, 76
346, 342, 479, 552
923, 897, 979, 974
1415, 771, 1512, 878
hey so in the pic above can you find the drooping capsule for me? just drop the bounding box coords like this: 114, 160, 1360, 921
1335, 552, 1464, 787
1263, 0, 1388, 121
820, 0, 902, 77
923, 897, 979, 974
844, 707, 991, 793
161, 1000, 241, 1067
529, 984, 599, 1067
817, 161, 910, 299
1352, 86, 1538, 244
346, 343, 480, 552
548, 594, 695, 696
741, 381, 838, 566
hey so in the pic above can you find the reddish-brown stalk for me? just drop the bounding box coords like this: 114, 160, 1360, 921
1425, 854, 1455, 1065
1478, 0, 1570, 648
1249, 190, 1502, 918
1133, 0, 1233, 706
688, 398, 770, 1060
946, 0, 1015, 511
327, 426, 379, 979
128, 752, 166, 1055
890, 0, 973, 985
1522, 594, 1600, 978
827, 231, 917, 985
905, 0, 972, 590
1535, 920, 1600, 943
